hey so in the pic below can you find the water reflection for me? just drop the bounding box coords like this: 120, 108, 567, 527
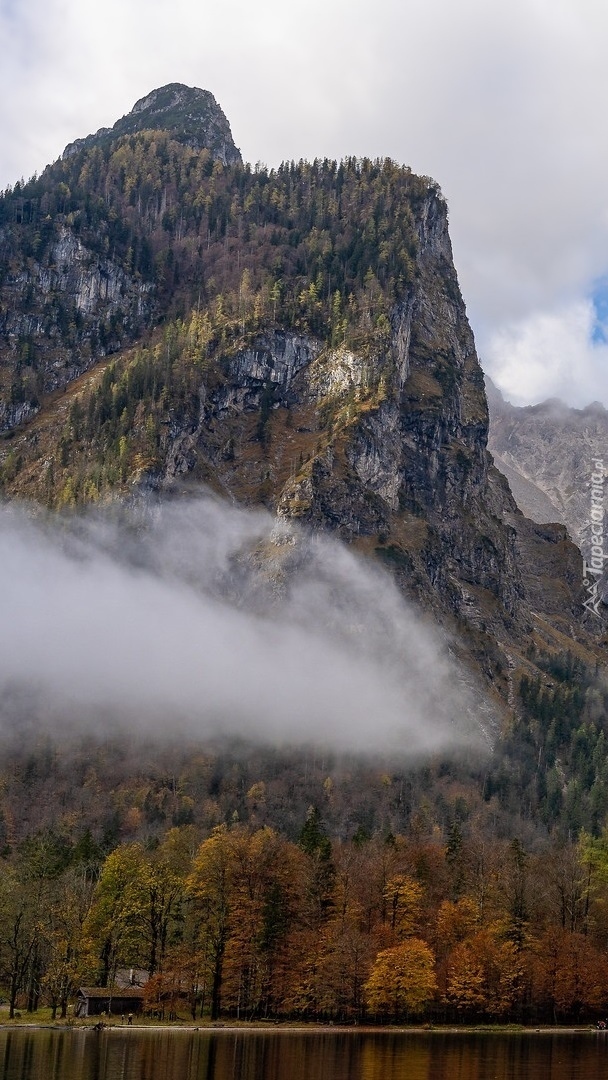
0, 1028, 607, 1080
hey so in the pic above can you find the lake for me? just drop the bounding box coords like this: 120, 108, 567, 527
1, 1027, 607, 1079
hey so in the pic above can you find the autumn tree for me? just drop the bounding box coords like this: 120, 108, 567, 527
142, 840, 185, 976
40, 867, 97, 1019
444, 940, 487, 1016
186, 825, 235, 1019
220, 827, 304, 1019
383, 874, 423, 940
84, 844, 150, 989
530, 928, 608, 1021
364, 939, 437, 1018
444, 927, 524, 1019
0, 866, 44, 1018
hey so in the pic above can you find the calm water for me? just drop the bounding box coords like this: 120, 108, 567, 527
1, 1028, 607, 1080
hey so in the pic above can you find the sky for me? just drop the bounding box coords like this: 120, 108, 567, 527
1, 0, 608, 408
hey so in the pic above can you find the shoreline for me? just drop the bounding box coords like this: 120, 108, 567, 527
0, 1022, 601, 1035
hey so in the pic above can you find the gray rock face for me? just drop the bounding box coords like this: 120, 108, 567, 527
221, 334, 321, 403
0, 399, 38, 433
157, 189, 587, 649
0, 226, 154, 430
42, 228, 148, 316
63, 83, 241, 165
487, 380, 607, 601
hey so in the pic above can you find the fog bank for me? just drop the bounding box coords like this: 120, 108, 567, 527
0, 494, 484, 757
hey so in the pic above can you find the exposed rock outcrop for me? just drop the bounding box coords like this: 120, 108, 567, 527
155, 189, 589, 653
0, 227, 154, 431
63, 83, 241, 164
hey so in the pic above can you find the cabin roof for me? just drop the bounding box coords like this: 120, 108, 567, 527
78, 987, 145, 999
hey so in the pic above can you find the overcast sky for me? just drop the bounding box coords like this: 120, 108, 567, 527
1, 0, 608, 408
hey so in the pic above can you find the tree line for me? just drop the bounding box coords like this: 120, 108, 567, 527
3, 806, 608, 1024
0, 652, 605, 1028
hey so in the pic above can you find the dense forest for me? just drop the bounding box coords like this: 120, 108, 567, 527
3, 787, 608, 1025
0, 650, 607, 1024
0, 141, 446, 505
1, 136, 427, 308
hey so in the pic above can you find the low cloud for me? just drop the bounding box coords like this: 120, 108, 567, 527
0, 494, 483, 757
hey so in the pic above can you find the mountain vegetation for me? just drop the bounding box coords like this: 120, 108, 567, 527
0, 137, 428, 427
0, 149, 434, 506
0, 85, 606, 1025
0, 642, 606, 1023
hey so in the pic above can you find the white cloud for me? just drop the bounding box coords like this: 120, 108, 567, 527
486, 299, 608, 407
0, 496, 483, 757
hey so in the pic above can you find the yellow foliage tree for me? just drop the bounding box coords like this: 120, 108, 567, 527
435, 897, 479, 949
445, 941, 487, 1013
383, 874, 423, 939
364, 938, 437, 1017
444, 927, 524, 1018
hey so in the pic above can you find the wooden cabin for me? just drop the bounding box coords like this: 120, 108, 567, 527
75, 986, 145, 1018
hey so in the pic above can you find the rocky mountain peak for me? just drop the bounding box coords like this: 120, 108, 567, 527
62, 82, 241, 165
131, 83, 205, 115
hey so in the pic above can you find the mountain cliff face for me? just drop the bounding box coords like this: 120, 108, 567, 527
0, 88, 604, 705
153, 190, 530, 641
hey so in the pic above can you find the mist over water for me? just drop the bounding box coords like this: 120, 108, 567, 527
0, 493, 484, 757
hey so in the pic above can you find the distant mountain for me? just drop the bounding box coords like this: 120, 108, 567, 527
487, 378, 607, 594
62, 83, 241, 164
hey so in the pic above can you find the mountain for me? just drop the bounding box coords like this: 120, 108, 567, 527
62, 83, 241, 164
0, 90, 603, 656
0, 83, 241, 433
487, 378, 608, 603
3, 95, 608, 1028
0, 86, 606, 843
